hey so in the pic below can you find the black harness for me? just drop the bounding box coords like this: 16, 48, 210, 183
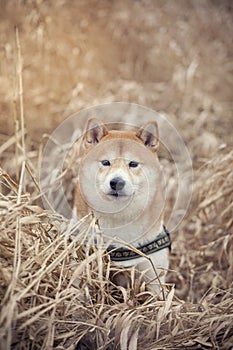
108, 225, 171, 262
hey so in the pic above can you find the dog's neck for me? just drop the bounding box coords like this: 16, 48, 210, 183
95, 196, 165, 248
100, 220, 164, 248
91, 180, 165, 247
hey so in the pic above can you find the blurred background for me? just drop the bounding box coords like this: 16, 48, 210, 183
0, 0, 232, 156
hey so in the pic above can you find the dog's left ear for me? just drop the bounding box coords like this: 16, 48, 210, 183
136, 121, 159, 151
85, 117, 108, 145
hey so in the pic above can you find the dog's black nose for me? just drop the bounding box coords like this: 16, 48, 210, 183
110, 177, 125, 191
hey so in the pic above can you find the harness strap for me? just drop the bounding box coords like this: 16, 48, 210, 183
108, 225, 171, 262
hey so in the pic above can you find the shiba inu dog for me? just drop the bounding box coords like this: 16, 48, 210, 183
73, 117, 171, 293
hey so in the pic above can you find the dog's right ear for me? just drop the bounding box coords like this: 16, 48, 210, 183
84, 117, 108, 145
136, 121, 159, 151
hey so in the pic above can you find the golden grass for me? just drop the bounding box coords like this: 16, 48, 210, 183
0, 149, 232, 349
0, 1, 232, 349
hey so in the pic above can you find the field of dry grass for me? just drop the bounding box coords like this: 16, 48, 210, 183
0, 1, 232, 349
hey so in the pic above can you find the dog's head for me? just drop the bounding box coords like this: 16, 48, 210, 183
78, 117, 164, 222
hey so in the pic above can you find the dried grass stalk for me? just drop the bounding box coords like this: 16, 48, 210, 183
0, 149, 232, 349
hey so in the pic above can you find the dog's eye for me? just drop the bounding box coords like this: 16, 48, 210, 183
101, 160, 111, 166
129, 161, 139, 168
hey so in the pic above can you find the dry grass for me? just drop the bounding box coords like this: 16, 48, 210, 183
0, 1, 233, 349
0, 149, 232, 349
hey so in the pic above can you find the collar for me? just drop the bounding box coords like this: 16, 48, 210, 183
108, 225, 171, 262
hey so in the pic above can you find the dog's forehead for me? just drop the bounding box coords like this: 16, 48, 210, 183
104, 129, 138, 142
99, 136, 149, 160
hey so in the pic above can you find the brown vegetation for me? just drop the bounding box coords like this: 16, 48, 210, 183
0, 1, 232, 349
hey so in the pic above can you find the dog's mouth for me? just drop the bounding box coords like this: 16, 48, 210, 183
108, 191, 128, 198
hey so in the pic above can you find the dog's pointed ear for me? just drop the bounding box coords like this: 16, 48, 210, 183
136, 121, 159, 151
85, 117, 108, 145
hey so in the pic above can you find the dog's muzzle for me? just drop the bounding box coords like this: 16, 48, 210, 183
110, 177, 125, 191
109, 177, 126, 197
